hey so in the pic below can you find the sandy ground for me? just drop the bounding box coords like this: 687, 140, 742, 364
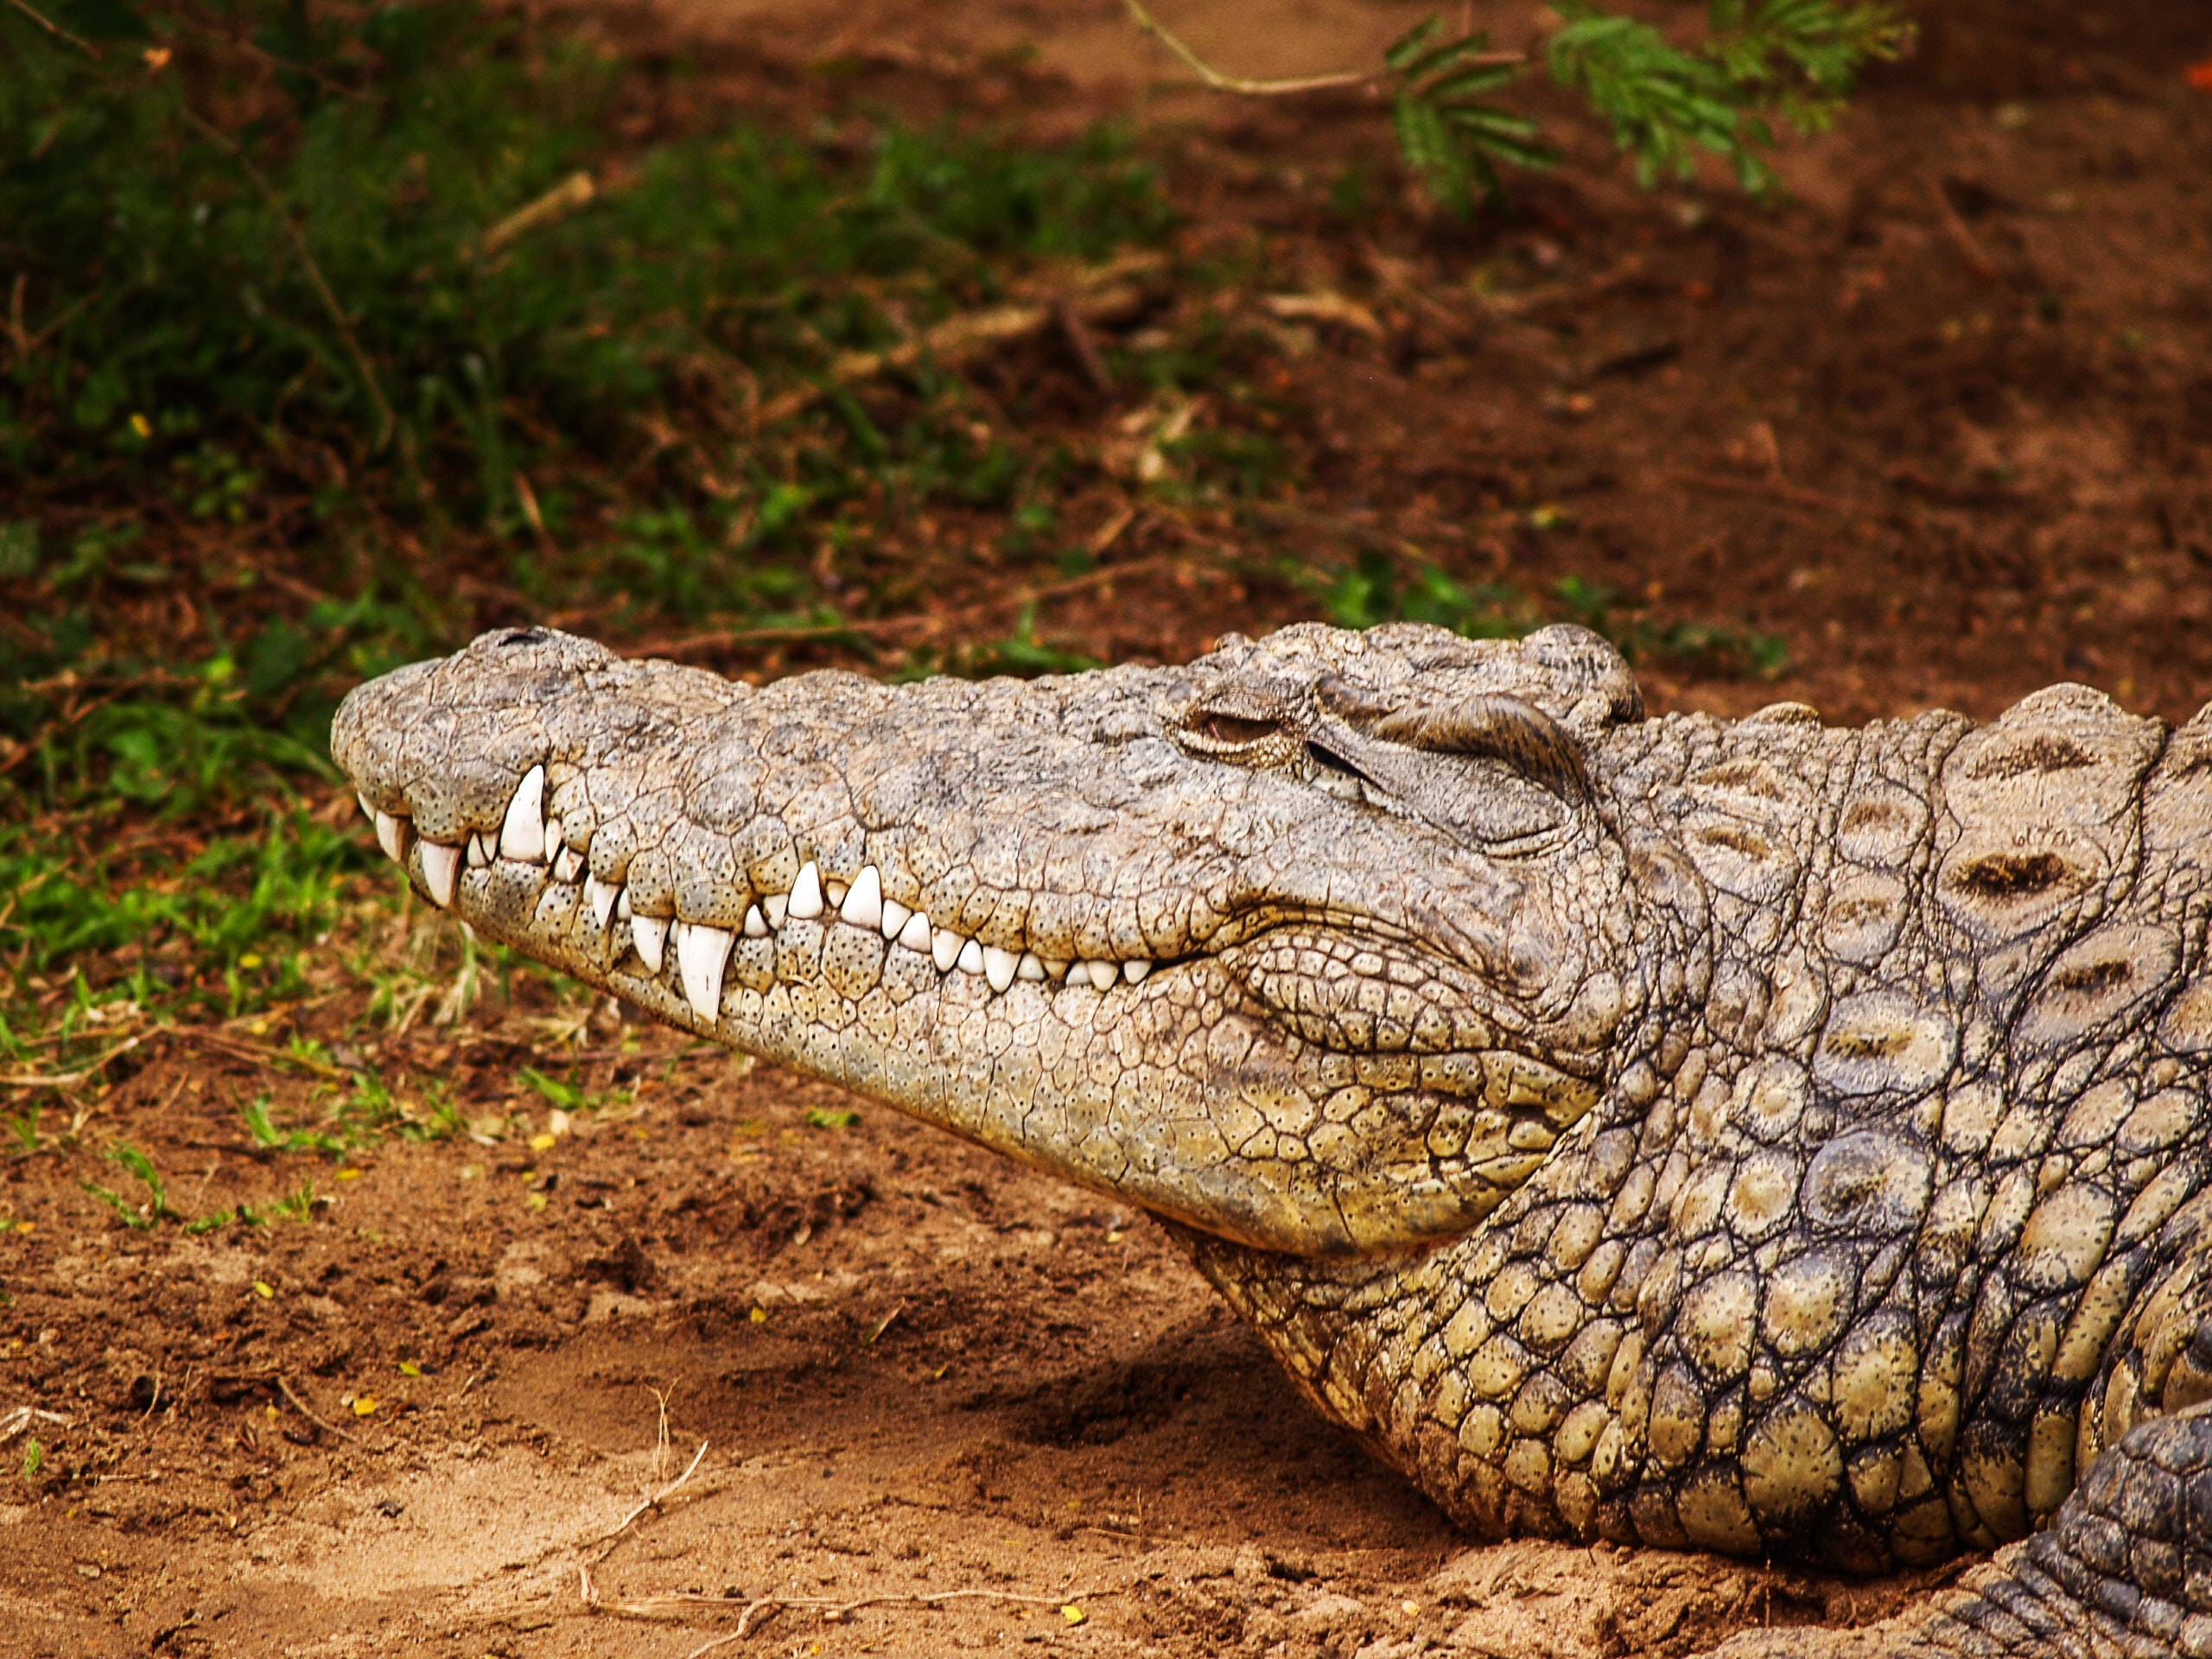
4, 2, 2210, 1655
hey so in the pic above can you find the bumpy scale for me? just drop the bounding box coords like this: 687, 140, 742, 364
333, 622, 2212, 1658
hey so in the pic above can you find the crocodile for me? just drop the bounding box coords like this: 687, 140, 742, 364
333, 621, 2212, 1656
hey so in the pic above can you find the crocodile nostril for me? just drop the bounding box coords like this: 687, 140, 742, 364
499, 628, 548, 648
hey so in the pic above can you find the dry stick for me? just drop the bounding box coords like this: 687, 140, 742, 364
1122, 0, 1520, 95
275, 1376, 363, 1446
481, 170, 597, 257
594, 1439, 709, 1548
1665, 470, 1887, 523
3, 0, 99, 56
635, 553, 1185, 659
755, 257, 1161, 425
1055, 300, 1116, 395
1926, 175, 1999, 283
176, 107, 396, 448
0, 1034, 142, 1090
662, 1586, 1113, 1656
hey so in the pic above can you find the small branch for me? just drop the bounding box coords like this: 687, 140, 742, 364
633, 554, 1185, 659
1119, 0, 1370, 95
275, 1375, 363, 1446
481, 170, 597, 257
1926, 175, 1998, 283
177, 106, 396, 448
3, 0, 100, 58
594, 1439, 709, 1547
756, 257, 1159, 425
0, 1035, 142, 1090
1055, 300, 1116, 395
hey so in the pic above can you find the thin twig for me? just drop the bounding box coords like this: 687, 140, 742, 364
1926, 175, 1998, 282
595, 1438, 709, 1546
1664, 470, 1887, 522
633, 554, 1185, 659
1055, 301, 1116, 394
0, 1035, 142, 1090
756, 256, 1160, 424
481, 170, 597, 257
1122, 0, 1401, 95
589, 1586, 1116, 1655
275, 1376, 363, 1446
176, 106, 396, 448
3, 0, 99, 57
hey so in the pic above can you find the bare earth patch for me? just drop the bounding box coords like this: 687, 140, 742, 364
4, 1, 2211, 1654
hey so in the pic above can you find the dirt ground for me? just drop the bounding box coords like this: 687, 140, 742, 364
5, 3, 2212, 1656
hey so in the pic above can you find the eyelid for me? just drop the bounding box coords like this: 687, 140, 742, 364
1192, 712, 1279, 746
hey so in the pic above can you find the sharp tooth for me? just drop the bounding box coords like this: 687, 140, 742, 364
546, 816, 565, 854
982, 945, 1018, 993
744, 905, 770, 938
1016, 952, 1046, 982
955, 938, 983, 975
374, 810, 408, 863
880, 898, 911, 939
632, 914, 668, 973
899, 912, 933, 954
554, 847, 583, 883
931, 930, 963, 972
1043, 959, 1070, 980
1123, 959, 1153, 984
357, 792, 375, 823
617, 889, 633, 920
587, 875, 620, 931
466, 833, 491, 869
1082, 960, 1117, 991
676, 921, 732, 1024
499, 765, 547, 862
419, 842, 461, 907
789, 863, 824, 919
766, 893, 789, 927
840, 866, 884, 931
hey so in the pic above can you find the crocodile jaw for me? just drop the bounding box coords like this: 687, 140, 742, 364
332, 626, 1639, 1259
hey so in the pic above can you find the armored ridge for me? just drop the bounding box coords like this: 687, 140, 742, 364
333, 622, 2212, 1657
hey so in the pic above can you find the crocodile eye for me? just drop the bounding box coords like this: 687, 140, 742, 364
1189, 712, 1279, 747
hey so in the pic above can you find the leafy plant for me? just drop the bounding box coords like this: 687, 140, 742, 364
1124, 1, 1911, 213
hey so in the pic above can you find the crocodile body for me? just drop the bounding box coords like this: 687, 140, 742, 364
334, 623, 2212, 1656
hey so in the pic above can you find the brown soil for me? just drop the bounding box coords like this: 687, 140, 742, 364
6, 3, 2212, 1656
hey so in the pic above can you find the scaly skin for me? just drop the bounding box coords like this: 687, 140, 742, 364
334, 622, 2212, 1656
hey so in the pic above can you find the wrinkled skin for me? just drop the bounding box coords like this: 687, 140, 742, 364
334, 622, 2212, 1656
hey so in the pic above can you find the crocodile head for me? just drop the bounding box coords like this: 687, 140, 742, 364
331, 621, 1654, 1259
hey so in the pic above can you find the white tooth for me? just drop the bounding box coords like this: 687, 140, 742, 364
466, 833, 491, 869
826, 880, 848, 907
1016, 952, 1046, 982
744, 905, 770, 938
955, 938, 983, 976
899, 912, 933, 954
840, 866, 883, 931
632, 914, 668, 973
931, 929, 963, 972
617, 889, 632, 920
374, 810, 407, 863
1123, 959, 1153, 984
676, 921, 733, 1024
554, 847, 583, 883
765, 893, 789, 927
982, 945, 1018, 993
545, 816, 564, 854
880, 898, 911, 939
499, 765, 547, 863
588, 875, 620, 931
1083, 960, 1117, 991
789, 863, 824, 919
419, 842, 461, 907
357, 791, 375, 823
